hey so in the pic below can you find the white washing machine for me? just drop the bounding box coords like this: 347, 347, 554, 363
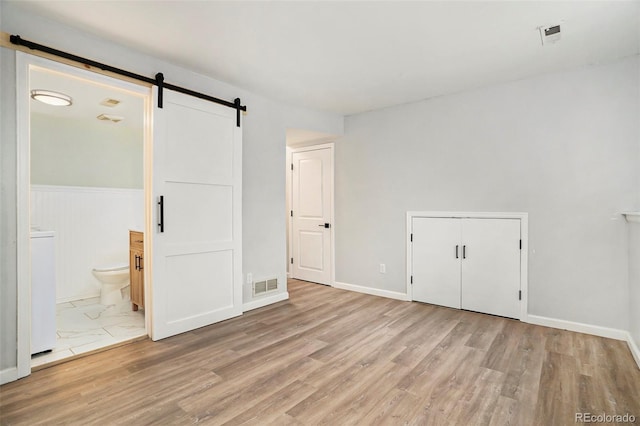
31, 229, 57, 355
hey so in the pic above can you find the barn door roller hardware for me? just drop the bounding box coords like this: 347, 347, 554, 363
10, 34, 247, 126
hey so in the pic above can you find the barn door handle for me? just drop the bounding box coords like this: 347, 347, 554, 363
157, 195, 164, 233
455, 245, 459, 259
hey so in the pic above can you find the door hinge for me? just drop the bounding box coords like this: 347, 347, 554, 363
291, 258, 293, 264
519, 239, 522, 249
290, 210, 293, 217
410, 233, 413, 242
519, 290, 522, 300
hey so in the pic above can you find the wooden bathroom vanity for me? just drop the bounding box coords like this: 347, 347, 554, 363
129, 230, 144, 311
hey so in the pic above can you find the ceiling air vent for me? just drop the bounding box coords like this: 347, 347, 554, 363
96, 113, 124, 123
100, 98, 121, 107
539, 23, 562, 46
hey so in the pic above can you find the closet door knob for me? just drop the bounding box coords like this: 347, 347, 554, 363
463, 245, 466, 259
455, 245, 459, 259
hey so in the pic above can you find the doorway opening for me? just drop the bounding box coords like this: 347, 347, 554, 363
17, 54, 152, 372
285, 129, 336, 287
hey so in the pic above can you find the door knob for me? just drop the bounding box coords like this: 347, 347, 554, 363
318, 223, 331, 228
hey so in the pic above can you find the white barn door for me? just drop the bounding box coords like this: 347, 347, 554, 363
151, 88, 242, 340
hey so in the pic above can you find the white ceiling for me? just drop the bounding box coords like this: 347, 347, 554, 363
10, 1, 640, 116
286, 128, 337, 146
30, 66, 144, 128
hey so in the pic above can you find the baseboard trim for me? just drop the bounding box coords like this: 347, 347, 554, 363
57, 292, 101, 305
526, 315, 628, 341
0, 367, 19, 385
243, 291, 289, 312
333, 281, 410, 301
626, 332, 640, 370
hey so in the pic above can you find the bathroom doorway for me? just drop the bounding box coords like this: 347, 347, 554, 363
20, 55, 151, 369
285, 129, 337, 286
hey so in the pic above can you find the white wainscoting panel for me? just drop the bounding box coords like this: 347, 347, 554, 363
31, 185, 144, 303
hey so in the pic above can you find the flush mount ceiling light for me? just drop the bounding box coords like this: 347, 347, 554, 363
30, 89, 73, 106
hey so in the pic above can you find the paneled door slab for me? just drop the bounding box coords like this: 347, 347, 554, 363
291, 148, 332, 285
461, 218, 520, 319
151, 88, 242, 340
412, 218, 462, 309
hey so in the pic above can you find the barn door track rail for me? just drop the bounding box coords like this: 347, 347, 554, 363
10, 34, 247, 127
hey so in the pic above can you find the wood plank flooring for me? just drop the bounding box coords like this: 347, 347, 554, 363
1, 279, 639, 425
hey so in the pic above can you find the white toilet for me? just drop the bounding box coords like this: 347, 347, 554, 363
92, 264, 130, 305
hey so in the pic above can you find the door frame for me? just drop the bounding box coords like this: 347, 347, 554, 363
14, 52, 153, 381
406, 211, 529, 321
287, 142, 335, 286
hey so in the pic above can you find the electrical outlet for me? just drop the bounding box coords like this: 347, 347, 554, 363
246, 273, 252, 284
380, 264, 386, 274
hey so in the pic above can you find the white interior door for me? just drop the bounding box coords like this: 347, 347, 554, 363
151, 88, 242, 340
291, 147, 332, 285
461, 218, 521, 319
412, 218, 461, 309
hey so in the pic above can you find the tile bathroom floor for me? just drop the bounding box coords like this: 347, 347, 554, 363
31, 290, 145, 368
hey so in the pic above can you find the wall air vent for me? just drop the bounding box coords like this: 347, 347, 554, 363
100, 98, 121, 107
539, 22, 563, 46
266, 279, 278, 291
253, 278, 278, 296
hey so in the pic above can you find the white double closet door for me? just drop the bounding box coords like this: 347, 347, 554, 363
412, 217, 521, 319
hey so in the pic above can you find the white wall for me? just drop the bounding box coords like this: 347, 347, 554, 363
336, 56, 639, 331
630, 59, 640, 354
31, 186, 144, 303
31, 113, 143, 189
1, 46, 19, 373
629, 223, 640, 353
0, 5, 343, 380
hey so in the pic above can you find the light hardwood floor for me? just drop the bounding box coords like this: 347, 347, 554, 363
1, 279, 639, 425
